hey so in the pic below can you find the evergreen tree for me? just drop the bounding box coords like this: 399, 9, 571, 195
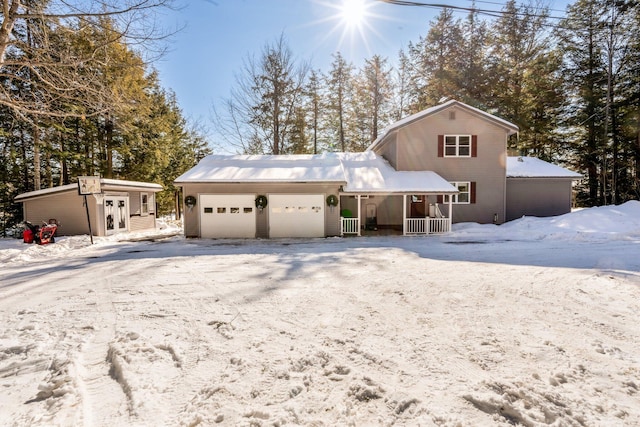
352, 55, 393, 148
325, 52, 354, 151
407, 8, 463, 111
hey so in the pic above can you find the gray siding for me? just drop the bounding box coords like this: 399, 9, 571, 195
179, 182, 343, 238
21, 188, 158, 236
23, 191, 95, 236
376, 105, 510, 224
506, 178, 574, 221
127, 190, 157, 232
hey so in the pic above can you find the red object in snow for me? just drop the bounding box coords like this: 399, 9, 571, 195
23, 227, 34, 243
23, 221, 57, 245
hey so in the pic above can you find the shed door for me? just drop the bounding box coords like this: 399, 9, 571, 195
269, 194, 324, 238
105, 196, 129, 235
200, 195, 256, 238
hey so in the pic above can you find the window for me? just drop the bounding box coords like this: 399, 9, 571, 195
140, 193, 155, 216
445, 135, 471, 157
217, 207, 226, 214
204, 207, 213, 214
140, 193, 149, 216
445, 182, 471, 204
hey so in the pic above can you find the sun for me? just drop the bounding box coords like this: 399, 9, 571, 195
305, 0, 388, 59
340, 0, 368, 29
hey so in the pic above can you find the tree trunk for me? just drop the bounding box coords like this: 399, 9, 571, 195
33, 124, 41, 190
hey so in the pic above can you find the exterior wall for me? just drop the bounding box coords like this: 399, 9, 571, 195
22, 191, 95, 236
378, 132, 398, 169
376, 105, 510, 224
506, 178, 574, 221
22, 189, 158, 236
126, 190, 157, 232
179, 182, 343, 238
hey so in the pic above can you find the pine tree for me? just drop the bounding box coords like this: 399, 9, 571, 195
407, 8, 463, 111
325, 52, 354, 152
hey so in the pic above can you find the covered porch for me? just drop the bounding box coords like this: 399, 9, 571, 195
339, 193, 453, 236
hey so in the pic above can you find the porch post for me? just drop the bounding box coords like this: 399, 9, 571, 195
402, 194, 407, 236
448, 197, 453, 232
357, 194, 361, 236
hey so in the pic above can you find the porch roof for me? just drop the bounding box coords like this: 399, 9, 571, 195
338, 152, 458, 194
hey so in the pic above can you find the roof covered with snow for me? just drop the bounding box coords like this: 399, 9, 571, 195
338, 152, 457, 194
15, 179, 162, 202
368, 99, 519, 152
176, 152, 458, 194
506, 156, 582, 179
174, 154, 346, 183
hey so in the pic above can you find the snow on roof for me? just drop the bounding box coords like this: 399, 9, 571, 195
506, 156, 582, 179
176, 152, 457, 194
367, 99, 519, 151
339, 151, 457, 194
174, 154, 346, 183
15, 179, 162, 201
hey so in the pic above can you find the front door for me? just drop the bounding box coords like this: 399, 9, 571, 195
105, 197, 129, 235
410, 195, 426, 217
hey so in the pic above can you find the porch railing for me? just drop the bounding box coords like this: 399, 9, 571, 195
404, 218, 451, 235
428, 217, 450, 234
341, 217, 360, 236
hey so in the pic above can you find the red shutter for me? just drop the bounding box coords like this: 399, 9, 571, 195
471, 135, 478, 157
437, 195, 443, 204
470, 182, 476, 204
438, 135, 444, 157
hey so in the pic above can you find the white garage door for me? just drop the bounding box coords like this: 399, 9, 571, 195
269, 194, 325, 238
199, 195, 256, 238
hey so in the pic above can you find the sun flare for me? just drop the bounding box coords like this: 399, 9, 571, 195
307, 0, 387, 58
340, 0, 368, 28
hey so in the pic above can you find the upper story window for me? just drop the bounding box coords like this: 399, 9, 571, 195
445, 135, 471, 157
438, 134, 477, 158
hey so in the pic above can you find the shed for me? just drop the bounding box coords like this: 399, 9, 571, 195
14, 179, 163, 236
506, 157, 582, 221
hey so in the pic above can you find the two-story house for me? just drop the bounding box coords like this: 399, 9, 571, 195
175, 100, 581, 239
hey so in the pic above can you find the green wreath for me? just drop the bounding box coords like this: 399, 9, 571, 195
255, 195, 268, 209
185, 195, 197, 208
326, 194, 339, 207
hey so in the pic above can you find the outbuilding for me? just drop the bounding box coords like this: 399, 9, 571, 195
15, 179, 162, 236
506, 157, 582, 221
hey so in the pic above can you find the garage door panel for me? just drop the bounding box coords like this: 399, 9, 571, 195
200, 195, 256, 238
269, 194, 324, 238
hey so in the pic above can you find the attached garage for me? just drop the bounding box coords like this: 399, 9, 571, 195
269, 194, 325, 238
174, 154, 346, 239
199, 194, 256, 238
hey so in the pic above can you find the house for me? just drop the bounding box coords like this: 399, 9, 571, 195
175, 100, 581, 239
15, 179, 162, 236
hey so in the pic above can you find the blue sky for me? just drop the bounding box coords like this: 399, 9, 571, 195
155, 0, 570, 128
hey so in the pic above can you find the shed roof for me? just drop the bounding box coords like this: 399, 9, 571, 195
15, 179, 162, 202
506, 157, 582, 179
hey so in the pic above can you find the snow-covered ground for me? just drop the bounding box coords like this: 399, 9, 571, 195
1, 202, 639, 427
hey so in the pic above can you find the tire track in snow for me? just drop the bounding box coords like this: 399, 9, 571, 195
76, 270, 131, 425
